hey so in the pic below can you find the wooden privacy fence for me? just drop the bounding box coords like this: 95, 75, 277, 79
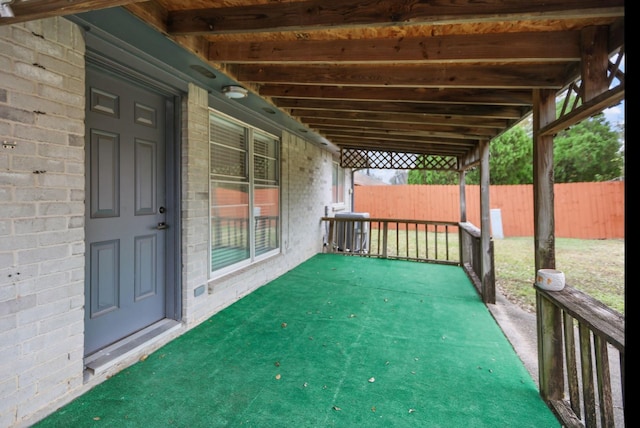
354, 182, 624, 239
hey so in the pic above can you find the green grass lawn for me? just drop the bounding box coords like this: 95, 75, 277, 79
493, 237, 625, 315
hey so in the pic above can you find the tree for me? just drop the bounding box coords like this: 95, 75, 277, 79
407, 164, 458, 185
466, 125, 532, 184
408, 125, 532, 185
553, 114, 623, 182
407, 113, 622, 185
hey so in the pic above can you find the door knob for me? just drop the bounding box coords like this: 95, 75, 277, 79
156, 222, 168, 230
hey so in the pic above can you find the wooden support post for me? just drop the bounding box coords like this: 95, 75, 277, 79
533, 87, 563, 404
459, 169, 467, 223
581, 26, 610, 102
479, 139, 494, 304
532, 89, 557, 272
537, 292, 565, 402
458, 170, 467, 266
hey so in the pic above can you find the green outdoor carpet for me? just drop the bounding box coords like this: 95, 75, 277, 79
36, 254, 560, 427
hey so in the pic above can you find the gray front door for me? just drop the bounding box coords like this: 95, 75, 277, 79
84, 66, 169, 355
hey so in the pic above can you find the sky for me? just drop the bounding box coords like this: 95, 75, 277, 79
604, 101, 625, 129
604, 53, 625, 129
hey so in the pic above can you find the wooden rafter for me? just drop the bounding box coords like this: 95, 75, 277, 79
208, 31, 582, 64
230, 63, 569, 88
166, 0, 624, 35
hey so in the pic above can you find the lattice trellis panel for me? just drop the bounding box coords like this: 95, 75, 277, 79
341, 149, 458, 171
413, 154, 459, 170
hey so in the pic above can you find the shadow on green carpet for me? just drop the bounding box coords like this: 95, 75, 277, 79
35, 254, 560, 427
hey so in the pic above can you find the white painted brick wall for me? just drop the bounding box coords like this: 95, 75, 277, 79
181, 83, 211, 325
0, 18, 86, 428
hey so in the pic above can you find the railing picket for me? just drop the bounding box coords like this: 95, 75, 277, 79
382, 221, 388, 258
445, 225, 450, 260
395, 222, 399, 257
563, 312, 581, 419
404, 222, 409, 259
594, 335, 615, 427
425, 224, 429, 259
620, 351, 625, 423
579, 324, 597, 427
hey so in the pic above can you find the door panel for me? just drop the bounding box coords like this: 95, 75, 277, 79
89, 129, 119, 218
85, 67, 168, 356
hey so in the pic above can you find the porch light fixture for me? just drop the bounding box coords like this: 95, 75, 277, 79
222, 85, 248, 100
0, 0, 15, 18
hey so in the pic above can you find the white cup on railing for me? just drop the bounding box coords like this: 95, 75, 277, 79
535, 269, 566, 291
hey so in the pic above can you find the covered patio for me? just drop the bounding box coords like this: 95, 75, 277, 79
35, 254, 559, 427
0, 2, 624, 427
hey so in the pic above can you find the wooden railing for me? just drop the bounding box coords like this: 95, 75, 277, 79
536, 285, 625, 428
459, 221, 495, 303
322, 216, 460, 264
321, 216, 495, 302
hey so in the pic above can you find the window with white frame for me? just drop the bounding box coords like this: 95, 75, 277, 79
209, 110, 280, 275
332, 161, 345, 205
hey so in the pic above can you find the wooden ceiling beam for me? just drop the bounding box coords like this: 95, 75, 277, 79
289, 109, 510, 128
322, 130, 475, 146
167, 0, 624, 35
302, 118, 499, 138
317, 126, 484, 141
338, 135, 472, 147
315, 128, 495, 143
260, 85, 532, 106
231, 63, 568, 89
208, 31, 581, 64
276, 99, 526, 119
